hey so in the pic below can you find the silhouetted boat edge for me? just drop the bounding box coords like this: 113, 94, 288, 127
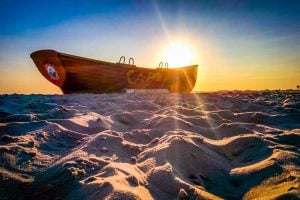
30, 49, 198, 94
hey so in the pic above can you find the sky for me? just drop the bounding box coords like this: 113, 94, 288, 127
0, 0, 299, 94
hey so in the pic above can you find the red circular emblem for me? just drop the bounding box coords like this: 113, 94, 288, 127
44, 64, 59, 80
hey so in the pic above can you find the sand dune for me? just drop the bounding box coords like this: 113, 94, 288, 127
0, 92, 299, 199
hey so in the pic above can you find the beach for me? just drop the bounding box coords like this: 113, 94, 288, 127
0, 92, 299, 199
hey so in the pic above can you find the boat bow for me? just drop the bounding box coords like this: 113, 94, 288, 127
30, 50, 66, 87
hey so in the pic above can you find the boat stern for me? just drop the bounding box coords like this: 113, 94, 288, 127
30, 50, 66, 87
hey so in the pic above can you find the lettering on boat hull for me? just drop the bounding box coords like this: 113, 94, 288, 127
127, 69, 163, 85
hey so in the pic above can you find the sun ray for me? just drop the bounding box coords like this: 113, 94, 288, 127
153, 0, 172, 43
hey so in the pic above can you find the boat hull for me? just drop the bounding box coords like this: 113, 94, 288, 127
31, 50, 198, 93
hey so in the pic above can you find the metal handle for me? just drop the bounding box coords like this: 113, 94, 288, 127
165, 62, 168, 69
119, 56, 125, 64
129, 58, 134, 65
158, 62, 164, 69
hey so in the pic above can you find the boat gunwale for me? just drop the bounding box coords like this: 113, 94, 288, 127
57, 51, 198, 70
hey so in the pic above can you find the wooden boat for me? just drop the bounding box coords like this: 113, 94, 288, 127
30, 49, 198, 94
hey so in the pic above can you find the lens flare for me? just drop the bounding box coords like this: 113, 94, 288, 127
163, 42, 194, 67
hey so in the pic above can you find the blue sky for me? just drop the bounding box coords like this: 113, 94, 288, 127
0, 0, 300, 93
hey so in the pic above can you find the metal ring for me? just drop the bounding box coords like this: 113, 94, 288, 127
119, 56, 125, 64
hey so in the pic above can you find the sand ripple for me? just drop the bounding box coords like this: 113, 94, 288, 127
0, 92, 299, 199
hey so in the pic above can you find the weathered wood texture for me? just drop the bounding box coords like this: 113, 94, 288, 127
31, 50, 198, 93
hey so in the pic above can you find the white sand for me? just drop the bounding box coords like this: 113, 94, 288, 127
0, 92, 299, 199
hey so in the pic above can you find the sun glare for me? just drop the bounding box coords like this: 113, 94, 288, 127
163, 42, 194, 67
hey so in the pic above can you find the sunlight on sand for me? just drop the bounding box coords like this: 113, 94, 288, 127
0, 92, 299, 199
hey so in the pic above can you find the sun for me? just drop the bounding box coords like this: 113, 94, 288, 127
162, 42, 194, 67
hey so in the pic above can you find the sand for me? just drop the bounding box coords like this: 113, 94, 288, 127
0, 92, 299, 199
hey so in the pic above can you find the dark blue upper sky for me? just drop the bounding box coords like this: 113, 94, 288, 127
1, 0, 299, 36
